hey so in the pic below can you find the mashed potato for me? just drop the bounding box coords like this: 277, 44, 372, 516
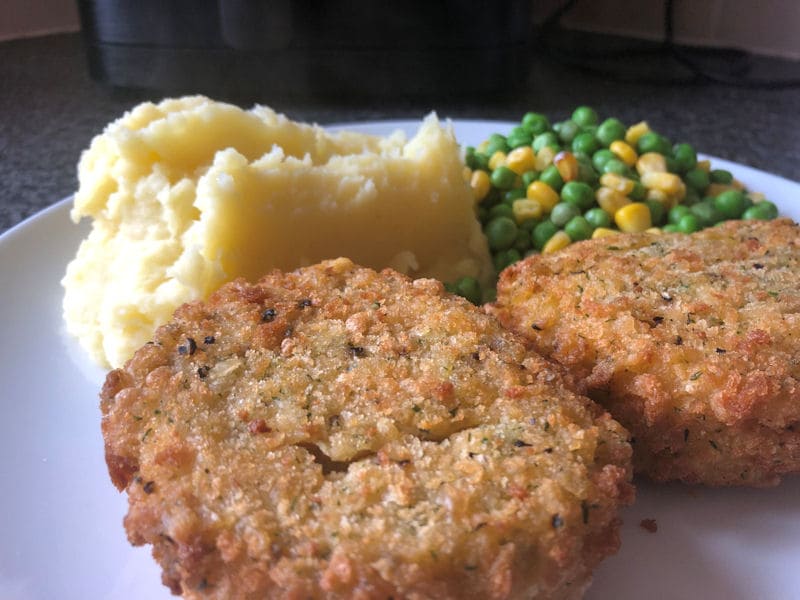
62, 96, 492, 368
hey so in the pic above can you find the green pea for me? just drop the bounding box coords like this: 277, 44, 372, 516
713, 190, 747, 219
572, 132, 600, 155
581, 124, 598, 138
561, 181, 595, 211
684, 168, 710, 193
485, 216, 518, 250
645, 199, 666, 225
557, 120, 581, 144
573, 151, 591, 163
509, 126, 528, 138
519, 217, 540, 231
513, 228, 532, 251
533, 132, 560, 153
572, 106, 599, 127
532, 220, 559, 250
762, 201, 780, 219
565, 216, 593, 241
677, 214, 700, 233
596, 118, 626, 147
576, 155, 599, 185
491, 166, 517, 190
464, 146, 477, 169
506, 135, 532, 149
629, 181, 647, 201
521, 170, 539, 187
550, 202, 580, 227
668, 205, 691, 225
672, 143, 697, 173
539, 165, 564, 192
522, 112, 551, 136
455, 276, 482, 305
488, 203, 514, 220
483, 187, 501, 206
710, 169, 734, 184
603, 158, 629, 176
584, 207, 611, 229
743, 201, 778, 220
682, 186, 701, 206
503, 188, 527, 204
472, 152, 490, 171
662, 224, 680, 233
507, 130, 533, 149
690, 200, 723, 227
505, 248, 522, 264
493, 248, 522, 272
637, 132, 672, 155
665, 155, 680, 174
592, 149, 616, 172
486, 134, 509, 156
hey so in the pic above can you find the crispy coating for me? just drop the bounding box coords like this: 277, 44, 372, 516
489, 219, 800, 486
101, 258, 633, 600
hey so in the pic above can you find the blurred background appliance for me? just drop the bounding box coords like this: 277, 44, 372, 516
74, 0, 533, 98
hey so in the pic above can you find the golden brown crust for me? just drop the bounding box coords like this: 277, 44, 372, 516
101, 258, 633, 599
489, 219, 800, 486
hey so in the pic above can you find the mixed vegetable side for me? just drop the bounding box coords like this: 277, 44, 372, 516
448, 106, 780, 304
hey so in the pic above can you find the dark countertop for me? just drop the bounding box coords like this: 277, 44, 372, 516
2, 32, 799, 235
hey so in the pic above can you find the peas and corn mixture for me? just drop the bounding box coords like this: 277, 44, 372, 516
447, 106, 780, 304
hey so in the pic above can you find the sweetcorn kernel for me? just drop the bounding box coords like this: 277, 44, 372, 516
506, 146, 536, 175
526, 181, 560, 212
489, 151, 507, 170
599, 173, 635, 195
636, 152, 667, 175
512, 199, 543, 224
542, 230, 571, 254
625, 121, 650, 146
535, 146, 557, 170
553, 151, 579, 182
641, 172, 686, 198
609, 140, 638, 167
615, 202, 652, 232
596, 187, 631, 216
591, 227, 619, 239
470, 169, 491, 202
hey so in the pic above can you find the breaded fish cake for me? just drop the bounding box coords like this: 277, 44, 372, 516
489, 218, 800, 486
101, 258, 633, 600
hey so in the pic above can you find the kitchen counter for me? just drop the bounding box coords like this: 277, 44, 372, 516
1, 32, 799, 235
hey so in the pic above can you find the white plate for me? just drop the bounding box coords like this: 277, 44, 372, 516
1, 120, 798, 600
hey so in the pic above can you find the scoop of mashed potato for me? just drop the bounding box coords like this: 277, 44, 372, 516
62, 96, 492, 368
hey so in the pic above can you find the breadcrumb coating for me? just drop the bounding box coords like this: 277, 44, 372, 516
101, 258, 633, 599
490, 219, 800, 486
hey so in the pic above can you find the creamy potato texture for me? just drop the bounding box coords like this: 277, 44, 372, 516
62, 96, 492, 368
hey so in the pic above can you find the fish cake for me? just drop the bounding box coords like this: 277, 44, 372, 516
101, 257, 633, 600
489, 219, 800, 486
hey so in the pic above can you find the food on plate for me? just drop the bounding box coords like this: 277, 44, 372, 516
458, 106, 779, 303
101, 257, 633, 599
63, 96, 492, 368
488, 218, 800, 486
